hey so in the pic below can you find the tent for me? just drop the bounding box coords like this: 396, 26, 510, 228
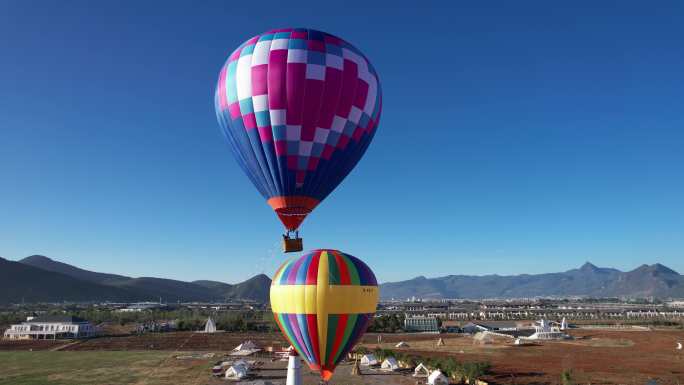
381, 357, 399, 371
360, 354, 378, 366
225, 365, 248, 380
231, 341, 261, 356
473, 332, 495, 345
413, 363, 430, 378
204, 317, 217, 333
428, 369, 448, 385
232, 359, 250, 369
234, 340, 258, 351
395, 341, 409, 348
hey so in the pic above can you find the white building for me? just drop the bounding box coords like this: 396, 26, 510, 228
527, 319, 569, 340
3, 315, 97, 340
404, 315, 439, 332
116, 302, 166, 312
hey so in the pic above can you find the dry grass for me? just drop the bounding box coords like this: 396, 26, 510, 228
0, 351, 210, 385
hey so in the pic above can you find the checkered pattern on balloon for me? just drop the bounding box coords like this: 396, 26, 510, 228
215, 28, 382, 232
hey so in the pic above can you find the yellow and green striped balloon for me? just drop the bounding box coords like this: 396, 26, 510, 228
270, 249, 378, 381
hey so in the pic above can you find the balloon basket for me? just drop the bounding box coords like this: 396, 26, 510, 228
282, 236, 303, 253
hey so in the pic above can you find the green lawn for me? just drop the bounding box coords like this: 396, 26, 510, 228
0, 351, 213, 385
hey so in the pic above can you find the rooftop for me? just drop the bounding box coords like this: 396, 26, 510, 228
471, 321, 519, 329
25, 315, 89, 324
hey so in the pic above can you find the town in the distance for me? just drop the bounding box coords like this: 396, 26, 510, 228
2, 254, 683, 384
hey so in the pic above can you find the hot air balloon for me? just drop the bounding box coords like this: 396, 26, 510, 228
214, 28, 382, 252
270, 249, 379, 381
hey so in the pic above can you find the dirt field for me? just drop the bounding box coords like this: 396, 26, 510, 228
1, 329, 683, 384
63, 332, 287, 352
0, 339, 68, 351
362, 329, 684, 384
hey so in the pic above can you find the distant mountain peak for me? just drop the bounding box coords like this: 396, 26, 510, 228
21, 255, 53, 263
633, 263, 679, 276
251, 273, 271, 280
381, 262, 684, 300
580, 262, 599, 272
652, 263, 678, 274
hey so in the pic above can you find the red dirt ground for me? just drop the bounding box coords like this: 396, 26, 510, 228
62, 331, 288, 351
3, 329, 683, 384
365, 329, 684, 385
0, 339, 67, 351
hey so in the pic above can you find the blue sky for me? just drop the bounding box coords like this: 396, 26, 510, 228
1, 1, 683, 283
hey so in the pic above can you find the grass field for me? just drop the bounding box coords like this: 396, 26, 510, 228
0, 351, 210, 385
0, 350, 414, 385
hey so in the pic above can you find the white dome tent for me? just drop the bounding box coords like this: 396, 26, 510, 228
381, 357, 399, 371
225, 364, 248, 380
413, 363, 430, 378
428, 369, 448, 385
232, 359, 250, 369
360, 354, 378, 366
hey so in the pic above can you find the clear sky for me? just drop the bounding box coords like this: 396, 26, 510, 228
1, 1, 683, 283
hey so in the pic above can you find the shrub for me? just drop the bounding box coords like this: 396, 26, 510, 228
561, 369, 574, 385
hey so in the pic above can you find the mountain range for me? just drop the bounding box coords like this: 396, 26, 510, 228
379, 262, 684, 299
0, 255, 271, 304
2, 256, 683, 304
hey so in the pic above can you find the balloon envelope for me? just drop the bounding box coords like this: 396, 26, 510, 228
215, 28, 382, 231
270, 249, 379, 380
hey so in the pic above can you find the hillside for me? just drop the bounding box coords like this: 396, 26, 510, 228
1, 255, 271, 304
20, 255, 129, 284
223, 274, 271, 301
192, 280, 233, 292
193, 275, 272, 302
8, 255, 681, 303
380, 262, 684, 299
0, 257, 145, 304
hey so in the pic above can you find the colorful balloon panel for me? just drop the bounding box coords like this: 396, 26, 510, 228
270, 249, 379, 380
215, 28, 382, 230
